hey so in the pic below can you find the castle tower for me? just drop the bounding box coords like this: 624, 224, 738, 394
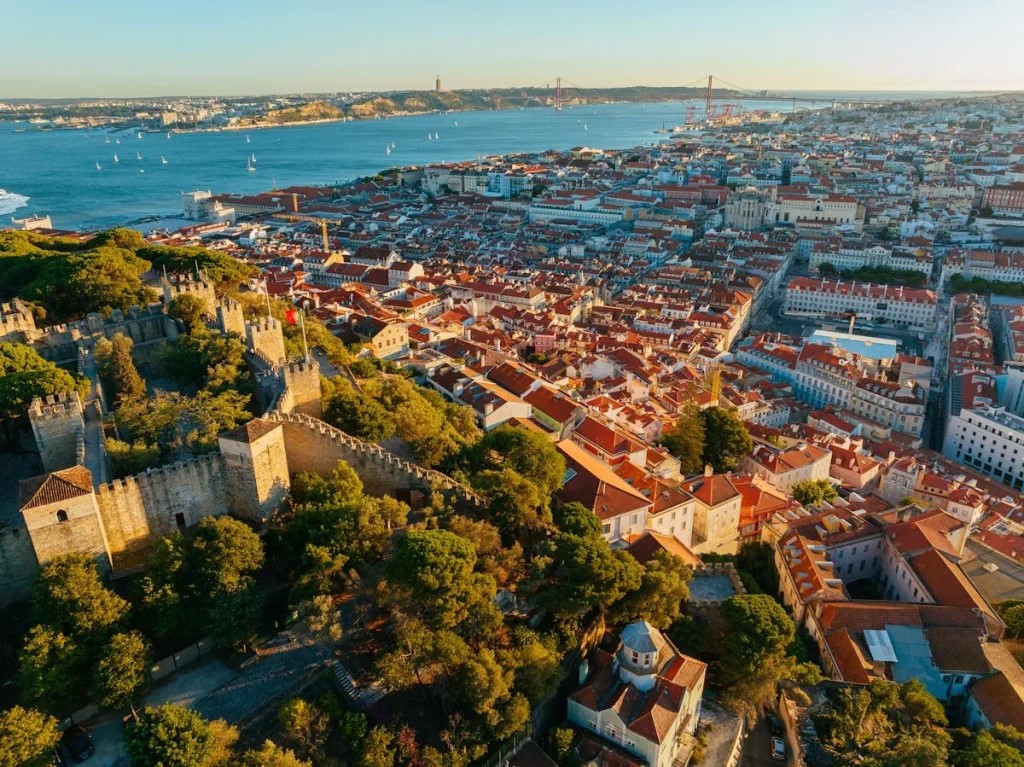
0, 299, 38, 344
29, 393, 85, 473
162, 271, 217, 316
215, 297, 246, 337
282, 360, 323, 418
217, 419, 290, 523
245, 317, 287, 367
20, 466, 112, 573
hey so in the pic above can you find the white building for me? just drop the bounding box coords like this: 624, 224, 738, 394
943, 405, 1024, 491
784, 277, 938, 329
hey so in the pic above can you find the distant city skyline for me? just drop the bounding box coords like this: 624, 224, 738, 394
6, 0, 1024, 98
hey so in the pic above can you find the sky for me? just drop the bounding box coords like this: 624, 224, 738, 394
3, 0, 1023, 98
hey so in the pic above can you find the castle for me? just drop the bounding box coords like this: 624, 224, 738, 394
0, 274, 481, 605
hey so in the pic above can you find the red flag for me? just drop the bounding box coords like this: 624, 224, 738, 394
284, 308, 298, 325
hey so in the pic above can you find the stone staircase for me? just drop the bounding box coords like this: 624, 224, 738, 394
331, 660, 385, 710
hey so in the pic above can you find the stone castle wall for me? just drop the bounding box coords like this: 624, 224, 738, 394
32, 304, 177, 364
29, 393, 85, 473
270, 411, 483, 506
0, 527, 44, 607
96, 454, 229, 568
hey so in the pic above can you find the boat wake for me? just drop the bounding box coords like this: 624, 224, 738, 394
0, 192, 30, 216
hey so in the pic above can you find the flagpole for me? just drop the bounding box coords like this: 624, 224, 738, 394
299, 310, 310, 363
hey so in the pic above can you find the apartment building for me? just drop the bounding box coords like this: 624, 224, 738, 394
943, 405, 1024, 491
784, 277, 938, 328
849, 379, 926, 438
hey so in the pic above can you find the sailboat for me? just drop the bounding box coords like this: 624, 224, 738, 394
454, 120, 458, 127
583, 123, 588, 131
104, 136, 110, 144
96, 161, 102, 170
246, 135, 251, 144
166, 132, 171, 139
391, 141, 396, 150
427, 133, 432, 141
136, 151, 142, 160
246, 157, 255, 172
137, 131, 143, 139
386, 144, 391, 155
113, 153, 119, 163
115, 138, 120, 144
161, 156, 168, 165
251, 152, 257, 163
434, 132, 440, 140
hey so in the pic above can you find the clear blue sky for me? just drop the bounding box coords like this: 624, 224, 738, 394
5, 0, 1023, 98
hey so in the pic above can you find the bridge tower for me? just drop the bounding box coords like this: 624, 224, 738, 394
705, 75, 714, 121
555, 77, 562, 111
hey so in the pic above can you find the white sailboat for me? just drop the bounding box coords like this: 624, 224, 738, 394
161, 156, 168, 165
427, 133, 432, 141
251, 153, 257, 164
104, 136, 110, 144
246, 135, 251, 143
166, 132, 171, 139
386, 145, 391, 155
434, 132, 440, 140
137, 131, 143, 139
246, 157, 255, 172
583, 123, 588, 130
96, 161, 102, 170
454, 120, 458, 127
136, 151, 142, 160
115, 138, 120, 144
113, 153, 119, 163
391, 141, 396, 149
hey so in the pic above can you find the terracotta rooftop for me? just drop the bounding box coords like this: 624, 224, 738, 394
20, 466, 94, 510
220, 419, 281, 444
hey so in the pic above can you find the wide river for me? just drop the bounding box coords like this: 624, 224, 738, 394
0, 93, 949, 230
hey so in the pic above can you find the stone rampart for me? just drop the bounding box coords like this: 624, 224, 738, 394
0, 527, 41, 607
96, 453, 229, 569
269, 412, 484, 507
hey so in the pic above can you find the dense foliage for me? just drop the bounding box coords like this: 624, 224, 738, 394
0, 342, 89, 421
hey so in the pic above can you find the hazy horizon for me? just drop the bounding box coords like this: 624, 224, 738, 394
5, 0, 1023, 99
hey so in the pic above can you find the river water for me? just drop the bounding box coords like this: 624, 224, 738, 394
0, 93, 953, 230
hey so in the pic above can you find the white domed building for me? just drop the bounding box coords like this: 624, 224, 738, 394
567, 620, 707, 767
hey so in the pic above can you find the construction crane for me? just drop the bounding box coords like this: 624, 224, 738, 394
275, 212, 331, 252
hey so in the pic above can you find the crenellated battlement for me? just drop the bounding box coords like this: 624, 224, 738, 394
269, 411, 485, 506
28, 392, 84, 422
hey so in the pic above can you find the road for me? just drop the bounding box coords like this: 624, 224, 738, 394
741, 717, 791, 767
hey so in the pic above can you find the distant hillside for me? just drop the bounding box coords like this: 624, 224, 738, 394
256, 101, 344, 125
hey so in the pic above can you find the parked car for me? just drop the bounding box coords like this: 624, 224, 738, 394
771, 736, 786, 761
61, 726, 94, 763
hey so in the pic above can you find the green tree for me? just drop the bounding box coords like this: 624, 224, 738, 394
549, 727, 577, 767
1003, 604, 1024, 638
472, 469, 551, 547
33, 554, 128, 639
126, 705, 213, 767
700, 406, 752, 472
386, 530, 496, 631
239, 741, 312, 767
92, 630, 151, 711
323, 385, 395, 442
444, 515, 524, 588
735, 542, 780, 596
338, 711, 369, 752
277, 698, 329, 762
139, 244, 258, 294
168, 293, 209, 333
791, 479, 838, 507
528, 533, 643, 618
554, 501, 604, 537
660, 403, 706, 475
360, 726, 396, 767
720, 595, 795, 679
613, 551, 692, 628
0, 706, 60, 767
17, 626, 84, 715
476, 425, 567, 497
95, 333, 146, 404
953, 730, 1024, 767
0, 342, 87, 421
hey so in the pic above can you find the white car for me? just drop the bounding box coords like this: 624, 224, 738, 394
771, 736, 786, 761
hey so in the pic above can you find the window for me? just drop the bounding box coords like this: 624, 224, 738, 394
602, 523, 611, 534
175, 512, 187, 530
56, 509, 68, 523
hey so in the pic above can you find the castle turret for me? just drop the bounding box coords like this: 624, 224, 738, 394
162, 271, 217, 316
20, 465, 111, 573
217, 419, 290, 523
29, 392, 85, 473
245, 317, 287, 367
0, 299, 38, 344
215, 297, 246, 337
282, 359, 323, 418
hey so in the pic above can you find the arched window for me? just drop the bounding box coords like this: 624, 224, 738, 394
56, 509, 68, 523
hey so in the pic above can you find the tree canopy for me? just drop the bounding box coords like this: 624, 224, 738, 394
792, 478, 839, 507
95, 333, 146, 405
0, 342, 88, 420
700, 406, 752, 472
660, 402, 706, 475
0, 705, 60, 767
126, 704, 214, 767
